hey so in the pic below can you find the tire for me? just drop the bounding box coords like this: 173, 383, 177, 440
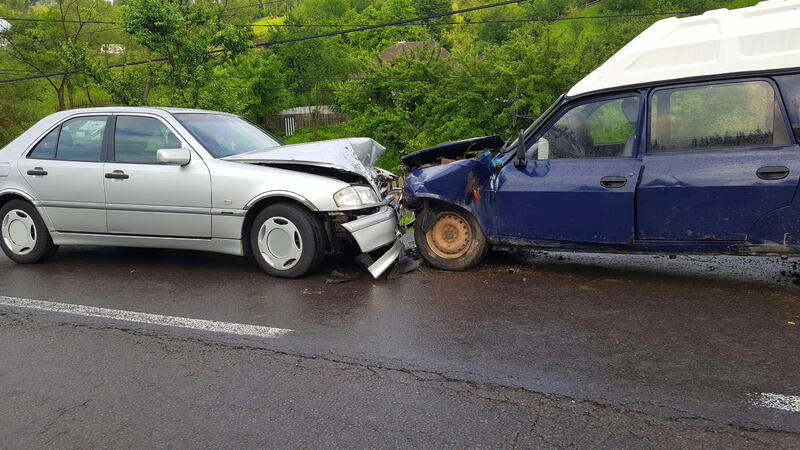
414, 205, 488, 271
250, 203, 326, 279
0, 199, 57, 264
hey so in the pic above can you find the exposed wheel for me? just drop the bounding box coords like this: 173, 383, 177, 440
250, 203, 326, 279
415, 206, 488, 271
0, 199, 57, 264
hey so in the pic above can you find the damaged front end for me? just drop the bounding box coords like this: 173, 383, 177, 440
335, 198, 404, 278
402, 136, 506, 236
225, 138, 403, 278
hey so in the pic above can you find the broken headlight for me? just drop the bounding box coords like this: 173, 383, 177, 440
333, 186, 380, 208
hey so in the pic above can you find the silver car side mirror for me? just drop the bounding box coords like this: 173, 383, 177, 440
157, 148, 192, 166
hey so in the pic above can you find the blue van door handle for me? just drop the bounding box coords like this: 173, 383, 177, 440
601, 176, 627, 189
757, 166, 789, 180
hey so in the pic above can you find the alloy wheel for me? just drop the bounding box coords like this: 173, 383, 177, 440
257, 216, 304, 270
2, 209, 37, 256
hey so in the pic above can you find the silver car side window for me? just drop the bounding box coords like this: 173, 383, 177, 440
114, 116, 182, 164
56, 116, 107, 162
28, 127, 60, 160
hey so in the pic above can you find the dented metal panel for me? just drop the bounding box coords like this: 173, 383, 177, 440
637, 146, 800, 241
342, 206, 400, 253
223, 138, 387, 188
403, 151, 498, 237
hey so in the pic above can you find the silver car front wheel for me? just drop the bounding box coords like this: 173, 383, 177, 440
257, 216, 303, 271
250, 203, 326, 279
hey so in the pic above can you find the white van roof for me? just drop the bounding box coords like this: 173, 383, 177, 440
567, 0, 800, 97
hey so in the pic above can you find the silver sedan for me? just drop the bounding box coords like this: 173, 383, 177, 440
0, 107, 403, 278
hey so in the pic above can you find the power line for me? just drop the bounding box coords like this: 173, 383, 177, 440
2, 1, 525, 27
0, 3, 683, 85
247, 0, 530, 48
222, 72, 589, 81
1, 10, 693, 28
246, 11, 694, 27
0, 0, 528, 84
1, 17, 116, 24
234, 86, 569, 94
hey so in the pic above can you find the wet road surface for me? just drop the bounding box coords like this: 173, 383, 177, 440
1, 241, 799, 446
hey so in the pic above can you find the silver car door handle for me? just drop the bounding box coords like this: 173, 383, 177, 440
27, 167, 48, 176
105, 170, 129, 180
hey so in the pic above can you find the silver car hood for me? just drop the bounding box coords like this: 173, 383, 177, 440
223, 137, 386, 184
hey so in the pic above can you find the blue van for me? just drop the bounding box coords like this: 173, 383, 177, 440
402, 2, 800, 270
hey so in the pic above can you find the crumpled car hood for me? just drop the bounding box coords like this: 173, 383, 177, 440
401, 135, 505, 170
223, 137, 386, 184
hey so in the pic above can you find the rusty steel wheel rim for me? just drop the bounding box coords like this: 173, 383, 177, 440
426, 211, 472, 259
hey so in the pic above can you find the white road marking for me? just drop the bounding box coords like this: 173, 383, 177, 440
751, 393, 800, 412
0, 295, 293, 339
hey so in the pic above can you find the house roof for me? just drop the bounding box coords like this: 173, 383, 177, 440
568, 0, 800, 97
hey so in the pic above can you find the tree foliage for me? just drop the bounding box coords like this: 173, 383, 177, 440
1, 0, 766, 172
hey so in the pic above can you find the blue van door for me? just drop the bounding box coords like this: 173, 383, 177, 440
494, 94, 644, 244
496, 159, 642, 243
636, 80, 800, 241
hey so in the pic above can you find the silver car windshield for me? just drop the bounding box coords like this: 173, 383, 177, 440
174, 113, 283, 158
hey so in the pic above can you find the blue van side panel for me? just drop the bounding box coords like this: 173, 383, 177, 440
747, 178, 800, 247
403, 153, 498, 238
637, 146, 800, 241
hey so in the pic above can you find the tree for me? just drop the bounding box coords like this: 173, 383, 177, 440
116, 0, 253, 108
1, 0, 114, 110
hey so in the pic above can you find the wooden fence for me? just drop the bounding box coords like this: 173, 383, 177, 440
263, 112, 348, 134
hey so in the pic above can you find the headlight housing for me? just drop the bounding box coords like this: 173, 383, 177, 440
334, 186, 380, 208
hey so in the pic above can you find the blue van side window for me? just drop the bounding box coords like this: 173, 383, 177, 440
650, 81, 790, 152
529, 96, 640, 160
776, 74, 800, 141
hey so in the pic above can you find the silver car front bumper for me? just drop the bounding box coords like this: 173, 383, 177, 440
341, 205, 402, 278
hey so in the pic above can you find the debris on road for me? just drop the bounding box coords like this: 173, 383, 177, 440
326, 270, 357, 285
387, 252, 422, 280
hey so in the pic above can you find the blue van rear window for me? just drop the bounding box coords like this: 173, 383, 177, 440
776, 74, 800, 141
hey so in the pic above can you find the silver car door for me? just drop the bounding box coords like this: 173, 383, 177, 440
17, 115, 109, 233
104, 114, 212, 238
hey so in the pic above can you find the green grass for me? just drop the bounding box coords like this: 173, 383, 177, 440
252, 16, 286, 39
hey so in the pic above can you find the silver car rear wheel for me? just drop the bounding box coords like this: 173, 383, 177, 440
0, 199, 57, 264
2, 209, 37, 256
257, 216, 303, 271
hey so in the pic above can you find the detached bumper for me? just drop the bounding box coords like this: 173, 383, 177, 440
341, 206, 402, 278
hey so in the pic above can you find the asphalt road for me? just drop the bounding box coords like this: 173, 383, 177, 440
1, 239, 799, 448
